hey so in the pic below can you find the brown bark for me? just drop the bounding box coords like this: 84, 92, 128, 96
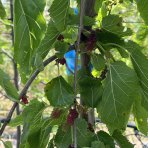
80, 0, 96, 126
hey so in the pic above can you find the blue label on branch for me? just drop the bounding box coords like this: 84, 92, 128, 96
64, 50, 81, 75
64, 50, 93, 75
73, 7, 78, 15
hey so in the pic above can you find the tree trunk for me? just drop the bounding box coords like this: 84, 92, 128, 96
80, 0, 96, 125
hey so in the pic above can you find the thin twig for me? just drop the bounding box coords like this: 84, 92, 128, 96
73, 0, 86, 148
0, 55, 57, 136
9, 0, 21, 145
0, 49, 14, 62
13, 62, 21, 148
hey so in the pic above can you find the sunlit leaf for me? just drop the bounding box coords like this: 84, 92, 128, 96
98, 61, 139, 131
14, 0, 46, 82
102, 15, 132, 37
34, 21, 60, 68
125, 41, 148, 111
133, 93, 148, 136
94, 0, 105, 14
136, 0, 148, 25
0, 0, 6, 19
49, 0, 70, 31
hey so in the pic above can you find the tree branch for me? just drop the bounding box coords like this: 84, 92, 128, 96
0, 49, 14, 62
9, 0, 21, 145
73, 1, 86, 147
0, 55, 57, 136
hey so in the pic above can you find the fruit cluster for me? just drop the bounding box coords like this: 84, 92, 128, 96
21, 95, 29, 104
67, 108, 78, 125
56, 58, 66, 65
51, 108, 63, 119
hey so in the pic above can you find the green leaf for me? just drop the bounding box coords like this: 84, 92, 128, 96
125, 41, 148, 111
20, 100, 47, 147
1, 141, 12, 148
116, 48, 129, 58
20, 123, 30, 147
91, 53, 105, 71
133, 92, 148, 136
112, 130, 134, 148
9, 115, 23, 127
14, 0, 46, 82
91, 141, 106, 148
34, 21, 60, 67
55, 41, 69, 58
0, 0, 6, 19
22, 99, 45, 123
84, 16, 96, 26
102, 15, 132, 37
75, 118, 94, 147
94, 0, 105, 14
39, 120, 52, 148
96, 31, 123, 45
0, 54, 4, 64
34, 53, 44, 71
0, 69, 19, 101
68, 15, 95, 26
97, 131, 115, 148
135, 0, 148, 25
78, 76, 103, 108
62, 26, 78, 44
27, 119, 52, 148
49, 108, 68, 126
21, 99, 45, 137
55, 126, 72, 148
27, 127, 41, 148
45, 76, 74, 107
49, 0, 70, 31
101, 1, 108, 18
102, 43, 129, 58
98, 61, 139, 131
21, 120, 51, 148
